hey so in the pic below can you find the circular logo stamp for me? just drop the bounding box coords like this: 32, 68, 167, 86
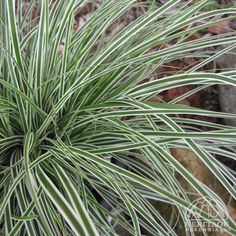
185, 196, 229, 233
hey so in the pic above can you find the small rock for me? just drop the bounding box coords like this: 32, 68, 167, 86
216, 48, 236, 126
171, 149, 236, 236
219, 85, 236, 126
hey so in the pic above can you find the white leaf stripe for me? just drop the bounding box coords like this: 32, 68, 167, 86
37, 166, 98, 236
54, 165, 100, 236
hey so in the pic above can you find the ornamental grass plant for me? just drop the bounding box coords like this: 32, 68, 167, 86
1, 0, 236, 235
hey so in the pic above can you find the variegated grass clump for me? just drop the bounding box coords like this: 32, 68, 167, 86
1, 0, 236, 235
